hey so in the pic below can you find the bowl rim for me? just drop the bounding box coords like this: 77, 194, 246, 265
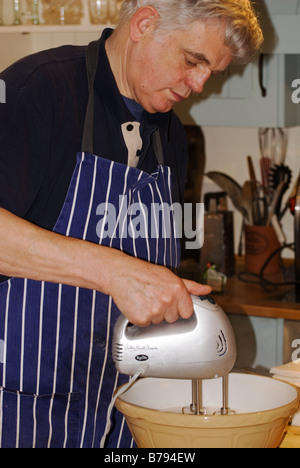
115, 373, 300, 429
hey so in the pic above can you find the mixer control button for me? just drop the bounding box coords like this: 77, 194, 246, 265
197, 295, 216, 305
197, 295, 207, 301
207, 296, 216, 305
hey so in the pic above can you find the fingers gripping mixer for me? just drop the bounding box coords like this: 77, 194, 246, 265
113, 295, 237, 415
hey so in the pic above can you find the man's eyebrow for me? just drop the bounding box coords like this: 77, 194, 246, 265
184, 50, 228, 75
184, 50, 211, 65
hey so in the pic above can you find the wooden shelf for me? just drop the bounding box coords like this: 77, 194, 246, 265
0, 23, 114, 72
0, 24, 113, 34
178, 257, 300, 321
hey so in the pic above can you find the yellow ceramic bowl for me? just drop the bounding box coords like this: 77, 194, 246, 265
115, 373, 300, 448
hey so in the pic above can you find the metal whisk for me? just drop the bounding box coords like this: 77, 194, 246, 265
189, 375, 230, 416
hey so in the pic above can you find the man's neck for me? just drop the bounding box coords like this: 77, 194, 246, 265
105, 24, 133, 100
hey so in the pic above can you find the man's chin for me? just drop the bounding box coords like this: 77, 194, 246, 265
145, 100, 175, 114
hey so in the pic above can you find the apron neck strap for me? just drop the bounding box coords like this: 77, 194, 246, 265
152, 129, 164, 166
82, 40, 99, 154
82, 38, 165, 166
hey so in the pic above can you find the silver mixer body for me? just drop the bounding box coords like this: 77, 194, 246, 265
113, 295, 237, 381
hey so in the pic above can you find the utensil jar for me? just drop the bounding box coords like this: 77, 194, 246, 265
245, 225, 281, 275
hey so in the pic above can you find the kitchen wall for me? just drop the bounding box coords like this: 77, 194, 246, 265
201, 126, 299, 257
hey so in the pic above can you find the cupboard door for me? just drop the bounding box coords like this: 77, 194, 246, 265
175, 54, 300, 128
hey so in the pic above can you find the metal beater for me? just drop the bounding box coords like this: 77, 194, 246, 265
113, 295, 237, 415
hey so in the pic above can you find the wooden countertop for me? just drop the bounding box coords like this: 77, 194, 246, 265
177, 258, 300, 321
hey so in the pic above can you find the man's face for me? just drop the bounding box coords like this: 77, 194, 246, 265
128, 19, 232, 114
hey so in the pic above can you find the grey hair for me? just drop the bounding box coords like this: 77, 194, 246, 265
119, 0, 263, 64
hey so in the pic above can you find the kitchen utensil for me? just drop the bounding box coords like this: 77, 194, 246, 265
271, 215, 286, 246
204, 192, 227, 212
206, 171, 250, 222
280, 171, 300, 220
271, 128, 288, 166
258, 128, 288, 193
268, 164, 293, 216
259, 128, 288, 166
206, 171, 252, 255
113, 295, 237, 416
242, 181, 255, 226
247, 155, 257, 191
278, 128, 288, 165
201, 212, 236, 277
260, 157, 271, 193
259, 128, 272, 191
266, 180, 285, 226
252, 189, 268, 226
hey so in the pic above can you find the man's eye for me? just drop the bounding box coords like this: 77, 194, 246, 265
185, 58, 197, 67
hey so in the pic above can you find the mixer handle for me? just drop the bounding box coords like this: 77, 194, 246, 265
115, 295, 215, 338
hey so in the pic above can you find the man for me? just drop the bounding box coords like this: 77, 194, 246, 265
0, 0, 263, 448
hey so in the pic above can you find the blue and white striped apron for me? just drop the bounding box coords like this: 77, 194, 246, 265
0, 41, 180, 448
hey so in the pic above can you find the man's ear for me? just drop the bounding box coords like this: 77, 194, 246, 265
129, 6, 160, 42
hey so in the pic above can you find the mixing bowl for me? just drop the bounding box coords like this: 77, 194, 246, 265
115, 373, 300, 448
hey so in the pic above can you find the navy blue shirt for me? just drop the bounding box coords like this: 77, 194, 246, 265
0, 29, 188, 234
122, 96, 144, 122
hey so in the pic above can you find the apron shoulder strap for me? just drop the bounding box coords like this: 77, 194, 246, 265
152, 129, 164, 166
81, 37, 165, 166
81, 39, 100, 154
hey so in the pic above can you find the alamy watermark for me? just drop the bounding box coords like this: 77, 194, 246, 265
291, 79, 300, 104
0, 79, 6, 104
292, 339, 300, 363
96, 196, 204, 250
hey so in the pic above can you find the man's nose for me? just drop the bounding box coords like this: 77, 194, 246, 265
185, 67, 212, 94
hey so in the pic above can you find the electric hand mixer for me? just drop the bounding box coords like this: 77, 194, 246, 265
113, 295, 237, 415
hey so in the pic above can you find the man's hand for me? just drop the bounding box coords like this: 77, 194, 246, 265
106, 253, 212, 327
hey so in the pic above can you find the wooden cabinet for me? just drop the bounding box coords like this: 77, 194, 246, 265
175, 54, 300, 128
